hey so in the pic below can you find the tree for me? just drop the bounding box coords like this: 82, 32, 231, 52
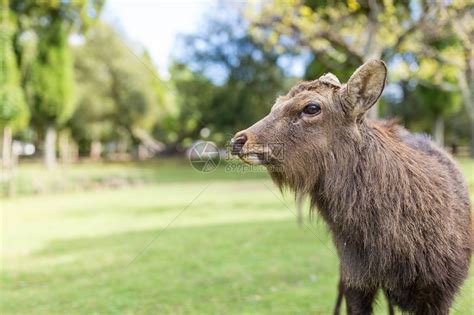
70, 23, 165, 158
107, 38, 164, 156
29, 21, 75, 168
443, 3, 474, 157
168, 8, 287, 148
10, 0, 104, 168
0, 0, 28, 172
70, 23, 122, 157
160, 62, 216, 152
386, 81, 460, 146
385, 2, 473, 149
249, 0, 456, 119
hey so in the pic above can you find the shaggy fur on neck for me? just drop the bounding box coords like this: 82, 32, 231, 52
270, 119, 471, 312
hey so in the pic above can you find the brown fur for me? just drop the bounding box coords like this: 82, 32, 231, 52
232, 60, 472, 314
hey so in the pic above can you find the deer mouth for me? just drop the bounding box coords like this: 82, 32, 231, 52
239, 152, 269, 165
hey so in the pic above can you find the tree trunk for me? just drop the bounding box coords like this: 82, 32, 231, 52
365, 0, 382, 120
2, 126, 14, 197
458, 82, 474, 157
70, 141, 79, 162
90, 140, 102, 160
117, 138, 127, 155
137, 143, 148, 161
466, 59, 474, 158
451, 13, 474, 158
457, 61, 474, 158
470, 119, 474, 158
433, 115, 444, 148
7, 148, 18, 197
59, 131, 70, 164
2, 126, 12, 169
44, 125, 57, 170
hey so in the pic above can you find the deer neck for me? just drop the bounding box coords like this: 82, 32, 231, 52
313, 121, 407, 228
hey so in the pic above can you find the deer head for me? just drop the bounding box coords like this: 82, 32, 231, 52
231, 59, 387, 192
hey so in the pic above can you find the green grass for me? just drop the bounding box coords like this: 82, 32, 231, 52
1, 159, 473, 314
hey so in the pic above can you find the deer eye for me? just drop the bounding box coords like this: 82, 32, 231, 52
302, 103, 321, 116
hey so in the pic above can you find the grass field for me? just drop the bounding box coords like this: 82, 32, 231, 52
1, 159, 473, 314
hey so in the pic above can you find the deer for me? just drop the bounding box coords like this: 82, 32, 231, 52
230, 60, 472, 314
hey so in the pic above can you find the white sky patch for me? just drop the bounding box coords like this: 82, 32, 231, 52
102, 0, 307, 80
103, 0, 214, 78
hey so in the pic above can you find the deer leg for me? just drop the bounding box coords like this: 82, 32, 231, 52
333, 278, 345, 315
387, 301, 395, 315
344, 286, 376, 315
386, 284, 453, 315
414, 298, 451, 315
382, 290, 395, 315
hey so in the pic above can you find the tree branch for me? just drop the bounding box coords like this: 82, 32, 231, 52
384, 3, 432, 60
316, 30, 364, 63
254, 10, 364, 65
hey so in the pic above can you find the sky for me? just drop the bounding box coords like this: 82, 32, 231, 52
102, 0, 306, 80
103, 0, 215, 78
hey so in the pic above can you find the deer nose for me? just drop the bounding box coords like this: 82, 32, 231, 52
230, 134, 247, 155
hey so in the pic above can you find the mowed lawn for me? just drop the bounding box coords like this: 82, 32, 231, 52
1, 160, 473, 314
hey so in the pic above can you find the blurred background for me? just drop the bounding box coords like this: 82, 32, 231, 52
1, 0, 473, 314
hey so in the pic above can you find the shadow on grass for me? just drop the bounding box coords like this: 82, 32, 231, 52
2, 220, 340, 315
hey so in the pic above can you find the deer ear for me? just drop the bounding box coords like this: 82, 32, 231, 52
341, 59, 387, 116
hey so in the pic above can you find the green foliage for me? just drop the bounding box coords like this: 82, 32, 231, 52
10, 0, 105, 33
70, 25, 115, 143
249, 0, 468, 119
29, 22, 75, 126
416, 83, 461, 117
70, 23, 165, 151
140, 49, 167, 131
166, 11, 287, 148
0, 4, 28, 129
386, 81, 461, 134
9, 0, 105, 132
109, 58, 159, 134
159, 63, 216, 147
304, 55, 356, 81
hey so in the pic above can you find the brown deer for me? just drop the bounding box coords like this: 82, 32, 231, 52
231, 60, 472, 314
